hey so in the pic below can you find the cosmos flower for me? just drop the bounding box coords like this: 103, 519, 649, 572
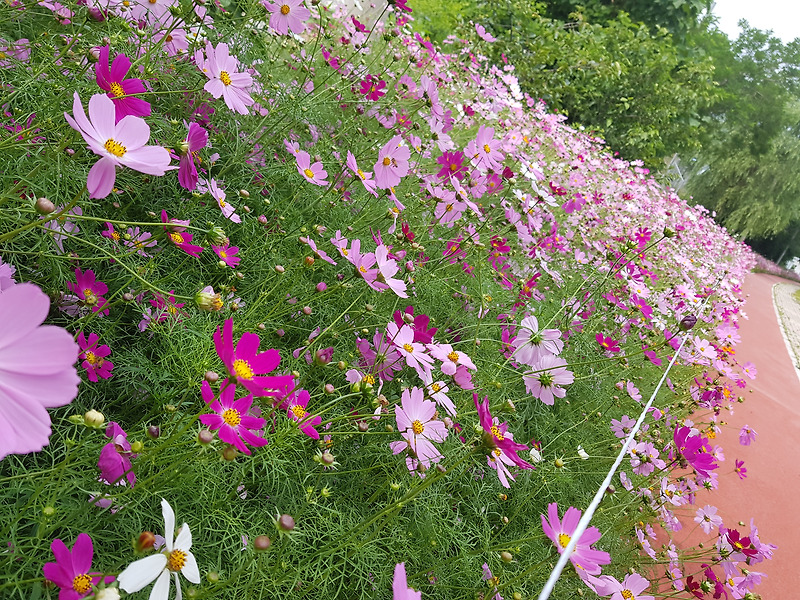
67, 268, 109, 316
296, 151, 328, 186
392, 563, 421, 600
42, 533, 114, 600
199, 380, 267, 454
0, 283, 80, 461
98, 421, 136, 487
161, 210, 204, 257
374, 135, 410, 189
118, 499, 200, 599
283, 387, 322, 439
263, 0, 310, 35
540, 502, 611, 575
64, 92, 172, 199
195, 41, 254, 115
739, 425, 757, 446
94, 45, 151, 121
523, 355, 574, 405
177, 122, 208, 190
77, 332, 114, 382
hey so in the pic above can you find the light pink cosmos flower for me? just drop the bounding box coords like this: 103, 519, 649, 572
739, 424, 757, 446
512, 315, 563, 367
0, 283, 80, 461
0, 38, 30, 68
541, 502, 611, 575
124, 226, 157, 257
392, 563, 421, 600
374, 245, 408, 298
346, 150, 378, 197
296, 151, 328, 186
420, 371, 455, 416
466, 125, 504, 171
374, 135, 411, 189
95, 45, 151, 121
394, 386, 448, 462
387, 321, 434, 378
42, 205, 82, 253
263, 0, 310, 35
77, 331, 114, 382
523, 355, 574, 405
427, 342, 475, 376
198, 177, 241, 223
299, 236, 337, 265
475, 23, 497, 42
196, 41, 254, 115
0, 255, 15, 291
178, 122, 208, 190
199, 380, 267, 455
64, 92, 173, 199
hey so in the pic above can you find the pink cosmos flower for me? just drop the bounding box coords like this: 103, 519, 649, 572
284, 388, 322, 439
64, 92, 173, 199
466, 125, 503, 171
42, 533, 114, 600
77, 331, 114, 381
98, 422, 135, 486
67, 268, 109, 316
296, 150, 328, 186
610, 415, 635, 439
599, 573, 654, 600
374, 135, 410, 189
177, 122, 208, 190
394, 386, 447, 462
475, 23, 497, 42
43, 205, 82, 254
0, 255, 15, 291
263, 0, 310, 35
346, 150, 378, 197
195, 41, 254, 115
673, 425, 718, 480
197, 177, 241, 223
735, 459, 747, 479
512, 316, 563, 366
387, 321, 434, 378
523, 355, 574, 405
199, 380, 267, 455
124, 226, 157, 257
427, 343, 476, 376
0, 283, 80, 460
595, 333, 620, 353
359, 75, 387, 101
741, 361, 757, 379
541, 502, 611, 575
213, 244, 241, 268
694, 505, 723, 534
392, 563, 421, 600
213, 318, 294, 397
95, 45, 151, 121
739, 424, 757, 446
356, 329, 403, 381
300, 236, 337, 265
374, 245, 408, 298
161, 210, 204, 257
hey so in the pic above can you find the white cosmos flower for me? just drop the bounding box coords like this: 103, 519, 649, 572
118, 498, 200, 599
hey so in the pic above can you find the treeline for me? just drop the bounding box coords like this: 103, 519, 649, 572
412, 0, 800, 261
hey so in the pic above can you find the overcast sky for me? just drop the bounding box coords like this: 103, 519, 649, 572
711, 0, 800, 42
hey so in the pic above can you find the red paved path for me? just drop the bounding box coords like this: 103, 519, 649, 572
674, 273, 800, 597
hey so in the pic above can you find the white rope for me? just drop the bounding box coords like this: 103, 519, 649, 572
536, 330, 691, 600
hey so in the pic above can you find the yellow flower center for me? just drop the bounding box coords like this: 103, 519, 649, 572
412, 420, 424, 435
111, 231, 120, 241
447, 351, 459, 363
445, 203, 453, 212
219, 250, 227, 258
167, 549, 187, 572
169, 232, 185, 245
109, 82, 125, 97
84, 351, 103, 367
357, 169, 366, 180
220, 71, 232, 86
104, 138, 126, 157
382, 157, 391, 166
402, 343, 414, 353
291, 404, 306, 419
483, 144, 491, 153
303, 168, 315, 179
558, 533, 570, 548
222, 408, 241, 427
232, 359, 254, 380
621, 591, 634, 600
363, 374, 375, 385
83, 289, 98, 305
280, 3, 290, 14
358, 265, 367, 273
72, 573, 92, 594
490, 425, 504, 441
431, 383, 441, 393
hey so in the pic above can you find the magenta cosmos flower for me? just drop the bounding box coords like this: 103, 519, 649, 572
161, 210, 204, 257
98, 421, 135, 486
283, 388, 322, 439
213, 318, 294, 397
392, 563, 421, 600
474, 394, 533, 482
541, 502, 611, 575
178, 122, 208, 190
196, 41, 254, 115
263, 0, 310, 35
77, 331, 114, 381
65, 92, 172, 199
67, 268, 109, 316
95, 45, 151, 121
199, 380, 267, 454
42, 533, 114, 600
0, 283, 80, 461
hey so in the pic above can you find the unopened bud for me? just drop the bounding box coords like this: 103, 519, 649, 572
147, 425, 161, 439
275, 265, 285, 273
500, 551, 513, 563
277, 514, 295, 532
35, 197, 56, 214
198, 429, 214, 445
84, 409, 105, 428
136, 531, 156, 552
207, 226, 228, 245
238, 189, 250, 198
221, 446, 238, 461
679, 314, 697, 331
324, 383, 335, 394
253, 535, 271, 550
204, 371, 220, 383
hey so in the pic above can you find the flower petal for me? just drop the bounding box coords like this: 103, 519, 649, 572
174, 523, 192, 552
181, 551, 201, 584
87, 157, 117, 199
87, 93, 117, 141
161, 498, 175, 551
114, 115, 151, 151
117, 554, 167, 593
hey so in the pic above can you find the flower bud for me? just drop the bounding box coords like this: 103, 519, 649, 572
275, 265, 285, 273
207, 226, 228, 245
206, 572, 220, 584
35, 197, 56, 214
195, 288, 223, 312
238, 189, 250, 198
679, 314, 697, 331
304, 256, 315, 266
204, 371, 220, 383
500, 551, 513, 563
324, 383, 335, 394
84, 409, 105, 428
136, 531, 156, 552
122, 292, 135, 302
554, 458, 565, 468
277, 514, 295, 532
147, 425, 161, 439
130, 441, 143, 453
221, 446, 238, 461
315, 282, 327, 292
198, 429, 214, 445
302, 306, 312, 315
253, 535, 271, 550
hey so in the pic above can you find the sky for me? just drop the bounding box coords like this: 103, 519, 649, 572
711, 0, 800, 42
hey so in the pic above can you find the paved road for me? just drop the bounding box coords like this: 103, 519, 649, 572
674, 272, 800, 597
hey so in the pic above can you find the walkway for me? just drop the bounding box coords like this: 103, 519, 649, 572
673, 273, 800, 597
